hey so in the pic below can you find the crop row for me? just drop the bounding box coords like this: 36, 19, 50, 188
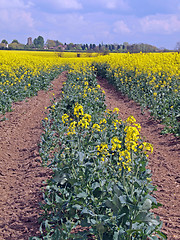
93, 52, 180, 136
0, 51, 95, 115
31, 64, 166, 240
1, 51, 179, 138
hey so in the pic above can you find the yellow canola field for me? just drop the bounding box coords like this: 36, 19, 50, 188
0, 51, 179, 133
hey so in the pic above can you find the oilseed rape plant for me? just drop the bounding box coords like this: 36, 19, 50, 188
31, 63, 166, 240
0, 50, 170, 239
94, 52, 180, 136
0, 50, 94, 115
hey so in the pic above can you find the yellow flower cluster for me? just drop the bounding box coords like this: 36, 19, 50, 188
62, 113, 69, 124
74, 103, 84, 117
111, 136, 121, 151
62, 104, 92, 135
78, 113, 91, 129
96, 143, 109, 161
67, 121, 77, 135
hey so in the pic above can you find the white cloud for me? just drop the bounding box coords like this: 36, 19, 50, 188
104, 0, 129, 10
140, 14, 180, 34
36, 0, 82, 11
0, 8, 34, 32
84, 0, 130, 11
57, 0, 82, 10
0, 0, 33, 9
113, 20, 131, 34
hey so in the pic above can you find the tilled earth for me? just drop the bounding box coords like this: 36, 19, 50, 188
0, 73, 179, 239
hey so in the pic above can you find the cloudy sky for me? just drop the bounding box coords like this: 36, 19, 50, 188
0, 0, 180, 49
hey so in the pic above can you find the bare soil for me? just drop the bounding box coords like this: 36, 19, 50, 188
0, 73, 179, 239
0, 72, 66, 239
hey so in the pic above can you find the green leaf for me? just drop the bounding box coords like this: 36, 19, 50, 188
55, 194, 62, 203
81, 207, 95, 216
119, 195, 126, 204
77, 192, 88, 198
142, 199, 152, 210
113, 194, 121, 209
119, 206, 129, 225
113, 184, 122, 196
156, 230, 167, 239
92, 182, 100, 190
72, 204, 82, 210
79, 151, 85, 162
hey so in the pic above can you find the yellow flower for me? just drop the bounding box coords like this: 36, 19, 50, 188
62, 113, 69, 123
111, 137, 121, 151
113, 108, 119, 113
67, 121, 77, 135
96, 142, 109, 160
153, 92, 157, 97
92, 123, 100, 132
74, 103, 84, 117
139, 142, 153, 154
83, 113, 91, 123
126, 116, 136, 125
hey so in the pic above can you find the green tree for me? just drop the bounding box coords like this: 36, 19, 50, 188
12, 39, 19, 44
46, 39, 56, 49
92, 44, 96, 49
8, 42, 24, 50
55, 40, 63, 47
33, 36, 44, 48
1, 39, 8, 44
0, 43, 6, 49
67, 43, 74, 50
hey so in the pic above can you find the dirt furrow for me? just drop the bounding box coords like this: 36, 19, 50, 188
0, 72, 66, 240
0, 73, 179, 239
98, 77, 180, 240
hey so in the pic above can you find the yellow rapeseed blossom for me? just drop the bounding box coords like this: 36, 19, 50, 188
67, 121, 77, 135
92, 123, 101, 131
62, 113, 69, 124
74, 103, 84, 117
111, 137, 122, 151
96, 142, 109, 161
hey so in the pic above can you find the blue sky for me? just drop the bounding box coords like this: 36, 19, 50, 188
0, 0, 180, 49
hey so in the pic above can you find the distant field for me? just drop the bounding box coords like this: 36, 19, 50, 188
0, 50, 179, 135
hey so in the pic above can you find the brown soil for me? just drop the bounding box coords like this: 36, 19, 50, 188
0, 72, 67, 240
0, 73, 179, 239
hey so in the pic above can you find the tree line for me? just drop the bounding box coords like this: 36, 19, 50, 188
0, 36, 179, 53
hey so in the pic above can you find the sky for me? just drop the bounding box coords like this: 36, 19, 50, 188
0, 0, 180, 49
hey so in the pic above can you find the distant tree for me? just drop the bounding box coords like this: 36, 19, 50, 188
175, 41, 180, 51
67, 43, 75, 50
33, 36, 44, 48
46, 39, 56, 49
81, 44, 86, 50
0, 43, 6, 49
54, 40, 63, 47
1, 39, 8, 44
75, 44, 82, 50
8, 42, 24, 50
12, 39, 19, 44
93, 44, 96, 49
